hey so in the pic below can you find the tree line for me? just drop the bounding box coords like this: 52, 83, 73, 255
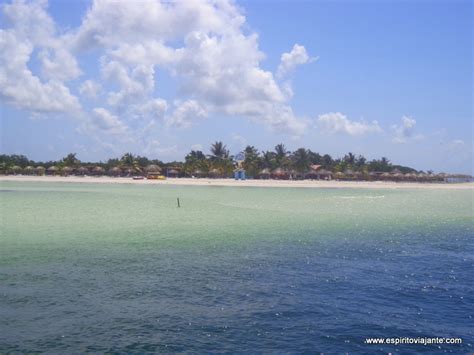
0, 141, 420, 177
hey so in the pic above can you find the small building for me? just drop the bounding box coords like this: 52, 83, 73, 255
234, 168, 246, 180
166, 168, 179, 178
257, 168, 271, 179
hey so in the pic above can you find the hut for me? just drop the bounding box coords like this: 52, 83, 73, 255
404, 173, 417, 182
76, 166, 89, 176
334, 172, 345, 180
166, 168, 179, 178
417, 173, 428, 182
391, 172, 403, 182
92, 166, 105, 176
343, 169, 355, 180
146, 164, 162, 179
209, 168, 222, 178
35, 166, 45, 176
234, 168, 246, 180
24, 166, 35, 175
122, 167, 134, 176
257, 168, 271, 179
305, 166, 332, 180
380, 172, 391, 181
46, 166, 59, 176
192, 169, 205, 178
62, 166, 74, 176
272, 168, 289, 180
317, 169, 332, 180
108, 167, 122, 177
9, 165, 22, 175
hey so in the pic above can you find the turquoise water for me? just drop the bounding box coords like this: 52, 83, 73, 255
1, 181, 473, 353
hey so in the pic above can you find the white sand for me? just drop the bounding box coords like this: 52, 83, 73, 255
1, 175, 472, 190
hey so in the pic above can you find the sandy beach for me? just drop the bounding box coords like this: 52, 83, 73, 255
1, 175, 472, 189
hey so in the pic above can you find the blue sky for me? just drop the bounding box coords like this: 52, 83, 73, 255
0, 0, 472, 173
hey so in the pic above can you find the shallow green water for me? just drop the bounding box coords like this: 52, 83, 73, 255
1, 182, 473, 352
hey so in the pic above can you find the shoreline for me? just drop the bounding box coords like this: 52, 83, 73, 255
1, 175, 473, 190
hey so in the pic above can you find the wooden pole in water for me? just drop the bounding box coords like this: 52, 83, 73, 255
177, 197, 180, 208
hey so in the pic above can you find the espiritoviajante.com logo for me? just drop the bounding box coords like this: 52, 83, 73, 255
364, 337, 462, 346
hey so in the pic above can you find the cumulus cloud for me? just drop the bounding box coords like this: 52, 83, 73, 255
0, 0, 81, 113
317, 112, 383, 136
277, 44, 315, 79
1, 0, 313, 143
391, 115, 423, 143
73, 0, 309, 135
79, 80, 102, 98
85, 107, 128, 136
167, 100, 208, 128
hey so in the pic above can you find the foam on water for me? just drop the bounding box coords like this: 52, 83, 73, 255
0, 181, 473, 353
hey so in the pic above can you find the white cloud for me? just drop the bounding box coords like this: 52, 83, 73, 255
167, 100, 208, 128
0, 0, 81, 114
87, 107, 128, 136
1, 0, 312, 143
191, 143, 203, 151
38, 46, 81, 81
317, 112, 383, 136
79, 80, 102, 98
277, 44, 316, 79
73, 0, 308, 135
391, 115, 423, 143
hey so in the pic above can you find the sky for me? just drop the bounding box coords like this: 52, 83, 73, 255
0, 0, 472, 173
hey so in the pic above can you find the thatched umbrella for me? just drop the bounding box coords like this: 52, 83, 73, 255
46, 166, 59, 175
35, 166, 45, 175
193, 169, 205, 178
258, 168, 271, 179
167, 168, 179, 178
63, 166, 74, 176
92, 166, 105, 176
24, 166, 35, 175
272, 168, 289, 180
334, 171, 345, 180
119, 167, 132, 176
209, 168, 221, 178
368, 171, 378, 180
417, 173, 428, 182
343, 169, 354, 179
353, 171, 363, 180
318, 169, 333, 180
76, 166, 89, 176
10, 165, 22, 175
381, 172, 391, 181
146, 164, 161, 173
392, 172, 403, 181
108, 167, 122, 176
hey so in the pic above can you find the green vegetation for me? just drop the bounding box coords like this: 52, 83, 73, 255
0, 142, 432, 179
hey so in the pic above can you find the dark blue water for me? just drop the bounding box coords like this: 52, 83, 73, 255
0, 183, 473, 353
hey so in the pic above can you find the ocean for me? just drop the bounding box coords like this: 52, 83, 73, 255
1, 181, 473, 353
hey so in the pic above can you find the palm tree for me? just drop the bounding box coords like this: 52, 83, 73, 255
62, 153, 80, 167
274, 143, 289, 168
344, 152, 356, 166
120, 153, 142, 174
292, 148, 310, 173
210, 141, 229, 160
184, 150, 207, 176
242, 145, 260, 177
261, 151, 275, 169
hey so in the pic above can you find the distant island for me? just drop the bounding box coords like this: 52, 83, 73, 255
0, 142, 471, 182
